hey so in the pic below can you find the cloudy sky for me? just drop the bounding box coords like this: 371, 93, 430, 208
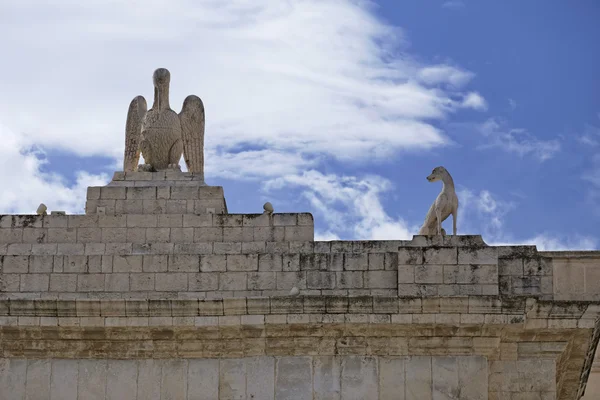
0, 0, 599, 250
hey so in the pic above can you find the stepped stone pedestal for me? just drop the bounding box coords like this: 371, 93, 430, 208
0, 172, 599, 399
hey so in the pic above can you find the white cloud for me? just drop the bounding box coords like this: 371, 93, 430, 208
508, 98, 517, 111
417, 65, 474, 88
0, 0, 485, 184
461, 92, 488, 111
0, 123, 110, 214
266, 170, 418, 240
476, 118, 560, 161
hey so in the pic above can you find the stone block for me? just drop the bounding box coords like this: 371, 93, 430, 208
259, 254, 283, 272
7, 243, 31, 254
282, 254, 300, 272
174, 242, 212, 254
242, 241, 266, 254
284, 226, 313, 241
398, 247, 423, 264
200, 255, 226, 272
242, 214, 271, 227
170, 227, 194, 242
194, 227, 223, 242
458, 247, 498, 264
222, 227, 254, 241
77, 274, 105, 291
155, 273, 188, 291
365, 271, 397, 289
127, 214, 157, 228
187, 360, 219, 399
129, 273, 154, 291
415, 264, 444, 283
115, 199, 144, 214
307, 271, 335, 289
105, 273, 130, 292
0, 228, 22, 244
266, 241, 289, 254
248, 272, 277, 290
20, 274, 49, 291
170, 186, 198, 199
76, 228, 103, 244
219, 359, 246, 399
49, 274, 77, 292
160, 360, 188, 400
84, 243, 106, 256
183, 214, 212, 228
68, 215, 98, 228
113, 255, 143, 272
168, 254, 199, 272
143, 255, 168, 272
146, 227, 170, 242
219, 272, 247, 291
213, 214, 243, 227
227, 254, 258, 271
254, 226, 285, 242
76, 300, 101, 316
444, 264, 498, 284
24, 359, 51, 400
2, 256, 29, 273
397, 265, 415, 283
49, 359, 78, 399
275, 357, 312, 400
101, 228, 127, 243
344, 254, 368, 271
189, 273, 219, 291
499, 258, 523, 276
424, 247, 457, 264
101, 186, 126, 200
340, 356, 378, 400
22, 228, 47, 244
48, 228, 77, 243
127, 186, 157, 200
336, 271, 364, 289
142, 199, 167, 213
31, 244, 58, 257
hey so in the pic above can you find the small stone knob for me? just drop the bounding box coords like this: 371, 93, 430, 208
263, 202, 274, 214
36, 203, 47, 215
289, 287, 300, 296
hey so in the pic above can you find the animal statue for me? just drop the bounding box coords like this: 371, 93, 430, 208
123, 68, 205, 179
418, 166, 459, 236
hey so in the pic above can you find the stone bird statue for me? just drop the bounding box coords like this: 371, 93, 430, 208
123, 68, 205, 181
418, 166, 459, 236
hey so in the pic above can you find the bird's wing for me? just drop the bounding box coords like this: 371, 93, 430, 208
123, 95, 147, 172
179, 95, 205, 175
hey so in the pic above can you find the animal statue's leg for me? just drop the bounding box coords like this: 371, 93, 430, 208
452, 208, 458, 236
167, 139, 183, 170
435, 207, 442, 236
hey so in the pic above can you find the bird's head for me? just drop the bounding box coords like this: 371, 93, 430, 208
153, 68, 171, 87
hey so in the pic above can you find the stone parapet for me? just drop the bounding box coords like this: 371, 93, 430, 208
0, 213, 314, 244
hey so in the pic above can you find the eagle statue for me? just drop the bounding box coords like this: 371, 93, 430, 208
123, 68, 205, 180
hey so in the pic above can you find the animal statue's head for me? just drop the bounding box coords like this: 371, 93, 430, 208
153, 68, 171, 87
426, 166, 448, 182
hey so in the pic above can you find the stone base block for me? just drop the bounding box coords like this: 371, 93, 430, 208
86, 171, 227, 215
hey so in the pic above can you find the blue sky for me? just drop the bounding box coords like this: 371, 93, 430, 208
0, 0, 599, 250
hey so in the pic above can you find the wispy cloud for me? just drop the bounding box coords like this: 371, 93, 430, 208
266, 170, 418, 240
476, 118, 560, 161
0, 123, 110, 214
508, 98, 517, 111
577, 124, 600, 147
458, 187, 597, 250
0, 0, 488, 212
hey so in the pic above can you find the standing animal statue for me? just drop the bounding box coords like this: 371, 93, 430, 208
123, 68, 205, 181
418, 166, 459, 236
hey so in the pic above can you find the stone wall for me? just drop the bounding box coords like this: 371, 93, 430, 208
1, 173, 600, 399
0, 356, 491, 400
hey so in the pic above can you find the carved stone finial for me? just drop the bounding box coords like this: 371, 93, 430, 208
124, 68, 205, 182
418, 166, 459, 236
36, 203, 47, 215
